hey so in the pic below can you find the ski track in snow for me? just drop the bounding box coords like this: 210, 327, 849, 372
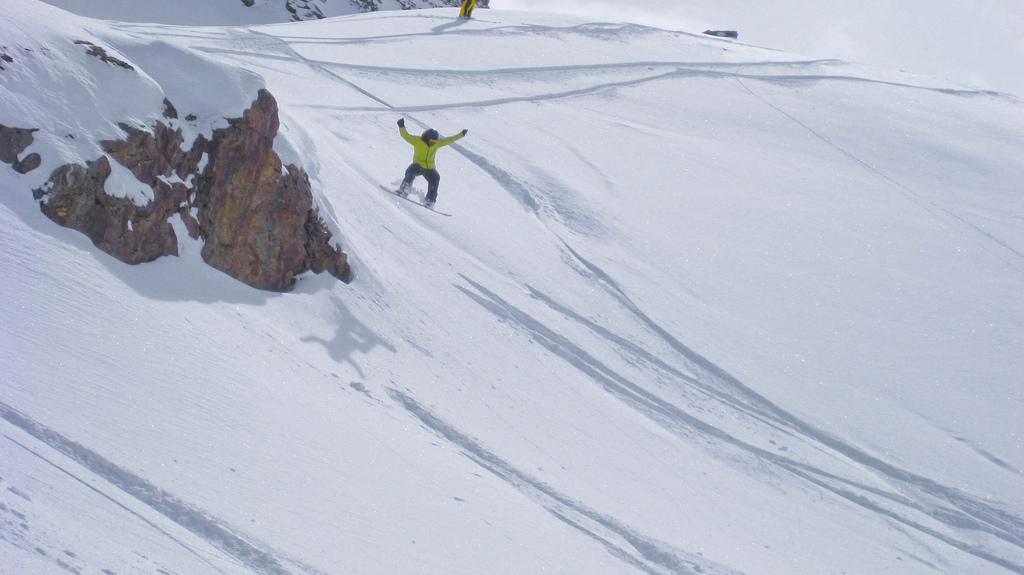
193, 43, 1003, 115
389, 389, 743, 575
455, 271, 1024, 573
1, 433, 231, 575
0, 402, 300, 575
424, 84, 1024, 571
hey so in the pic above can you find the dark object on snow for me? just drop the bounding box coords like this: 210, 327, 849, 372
162, 98, 178, 120
14, 153, 41, 174
285, 0, 325, 21
74, 40, 135, 70
703, 30, 739, 40
0, 124, 40, 173
0, 125, 38, 165
0, 124, 41, 174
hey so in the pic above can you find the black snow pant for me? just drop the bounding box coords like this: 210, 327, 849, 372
401, 163, 441, 203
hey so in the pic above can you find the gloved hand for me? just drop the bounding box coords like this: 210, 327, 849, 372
461, 129, 468, 136
397, 118, 405, 128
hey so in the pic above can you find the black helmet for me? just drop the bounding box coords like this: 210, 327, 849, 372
421, 129, 440, 144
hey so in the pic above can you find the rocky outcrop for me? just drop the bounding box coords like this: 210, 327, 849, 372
0, 48, 13, 71
703, 30, 739, 40
305, 211, 351, 280
14, 153, 41, 174
34, 89, 352, 291
0, 124, 41, 174
102, 121, 205, 187
1, 125, 36, 163
195, 90, 348, 290
285, 0, 326, 21
74, 40, 135, 70
275, 0, 462, 20
34, 157, 180, 263
162, 98, 179, 120
357, 0, 461, 11
99, 109, 204, 249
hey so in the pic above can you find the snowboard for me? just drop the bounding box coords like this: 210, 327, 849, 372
379, 185, 452, 216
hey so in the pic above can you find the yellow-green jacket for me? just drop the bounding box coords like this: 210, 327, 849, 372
400, 127, 465, 170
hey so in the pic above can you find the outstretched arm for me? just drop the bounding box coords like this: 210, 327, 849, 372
437, 129, 468, 147
397, 118, 418, 144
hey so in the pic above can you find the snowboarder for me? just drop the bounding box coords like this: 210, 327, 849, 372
459, 0, 477, 19
395, 118, 467, 209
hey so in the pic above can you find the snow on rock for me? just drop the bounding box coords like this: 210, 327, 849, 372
102, 153, 157, 206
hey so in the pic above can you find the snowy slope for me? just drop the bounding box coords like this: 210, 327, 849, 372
501, 0, 1024, 96
3, 2, 1024, 574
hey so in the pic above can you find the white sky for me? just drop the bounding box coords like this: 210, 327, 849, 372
496, 0, 1024, 95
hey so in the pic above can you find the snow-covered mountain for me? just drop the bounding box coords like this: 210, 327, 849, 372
38, 0, 462, 25
2, 0, 1023, 574
501, 0, 1024, 97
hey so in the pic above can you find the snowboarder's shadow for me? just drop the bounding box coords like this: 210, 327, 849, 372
300, 295, 396, 378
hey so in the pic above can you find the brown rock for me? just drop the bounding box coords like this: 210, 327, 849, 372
178, 204, 202, 240
73, 40, 134, 71
162, 98, 179, 120
194, 89, 352, 290
0, 125, 37, 164
103, 122, 187, 185
13, 153, 41, 174
34, 157, 178, 264
196, 90, 315, 291
305, 209, 352, 282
